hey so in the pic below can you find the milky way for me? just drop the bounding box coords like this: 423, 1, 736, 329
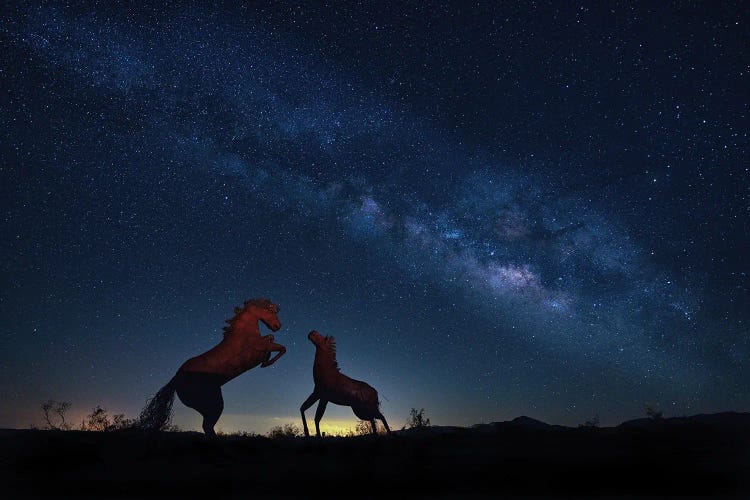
1, 2, 747, 431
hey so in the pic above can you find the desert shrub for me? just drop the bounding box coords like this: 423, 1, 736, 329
231, 430, 259, 437
267, 423, 301, 438
351, 420, 371, 436
38, 401, 142, 432
217, 429, 259, 437
406, 408, 431, 429
579, 414, 600, 428
351, 419, 386, 435
40, 400, 72, 430
80, 405, 136, 431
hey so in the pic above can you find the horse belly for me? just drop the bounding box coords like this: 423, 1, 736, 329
352, 406, 377, 420
316, 384, 353, 407
327, 393, 355, 407
218, 352, 263, 379
327, 381, 377, 411
180, 352, 257, 380
180, 355, 219, 374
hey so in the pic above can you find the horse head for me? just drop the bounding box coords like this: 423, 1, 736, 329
224, 298, 281, 336
308, 330, 336, 352
308, 330, 340, 375
249, 298, 281, 332
308, 330, 324, 346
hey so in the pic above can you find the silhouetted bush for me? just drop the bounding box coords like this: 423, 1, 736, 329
40, 400, 71, 430
350, 419, 386, 435
80, 405, 135, 431
215, 428, 259, 437
37, 401, 152, 432
227, 430, 259, 437
267, 423, 301, 438
579, 414, 600, 428
406, 408, 431, 429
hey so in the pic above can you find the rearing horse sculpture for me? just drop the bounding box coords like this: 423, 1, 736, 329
138, 298, 286, 437
300, 330, 391, 437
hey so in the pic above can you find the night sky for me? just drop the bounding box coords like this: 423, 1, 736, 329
1, 1, 748, 434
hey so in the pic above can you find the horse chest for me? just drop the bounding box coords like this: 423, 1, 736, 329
313, 368, 339, 390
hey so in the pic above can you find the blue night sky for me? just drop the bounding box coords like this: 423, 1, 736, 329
1, 1, 748, 434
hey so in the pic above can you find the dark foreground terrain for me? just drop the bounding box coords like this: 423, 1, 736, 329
2, 412, 749, 498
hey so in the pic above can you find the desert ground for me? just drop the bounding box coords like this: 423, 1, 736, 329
2, 412, 748, 498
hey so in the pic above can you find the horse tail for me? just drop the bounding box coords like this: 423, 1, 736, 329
137, 374, 178, 431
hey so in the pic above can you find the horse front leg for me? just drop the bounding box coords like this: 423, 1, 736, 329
299, 391, 319, 437
260, 342, 286, 367
314, 399, 328, 437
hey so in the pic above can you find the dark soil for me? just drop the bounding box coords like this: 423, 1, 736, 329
2, 412, 748, 498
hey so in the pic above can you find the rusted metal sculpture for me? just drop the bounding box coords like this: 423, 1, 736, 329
300, 330, 391, 437
138, 298, 286, 437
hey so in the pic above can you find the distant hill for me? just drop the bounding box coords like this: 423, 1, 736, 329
408, 411, 750, 434
618, 411, 750, 429
493, 415, 572, 431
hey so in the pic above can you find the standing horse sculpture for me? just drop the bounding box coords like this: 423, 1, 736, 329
138, 298, 286, 437
300, 330, 391, 437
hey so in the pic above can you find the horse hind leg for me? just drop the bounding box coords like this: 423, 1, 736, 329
314, 399, 328, 437
201, 394, 223, 438
176, 374, 225, 438
377, 412, 392, 435
354, 402, 390, 436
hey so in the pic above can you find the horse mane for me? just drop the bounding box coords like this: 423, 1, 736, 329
222, 298, 278, 337
320, 335, 340, 372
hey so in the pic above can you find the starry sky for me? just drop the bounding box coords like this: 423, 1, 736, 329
1, 1, 748, 434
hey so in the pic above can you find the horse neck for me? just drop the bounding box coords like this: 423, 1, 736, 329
313, 347, 338, 377
225, 316, 261, 343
